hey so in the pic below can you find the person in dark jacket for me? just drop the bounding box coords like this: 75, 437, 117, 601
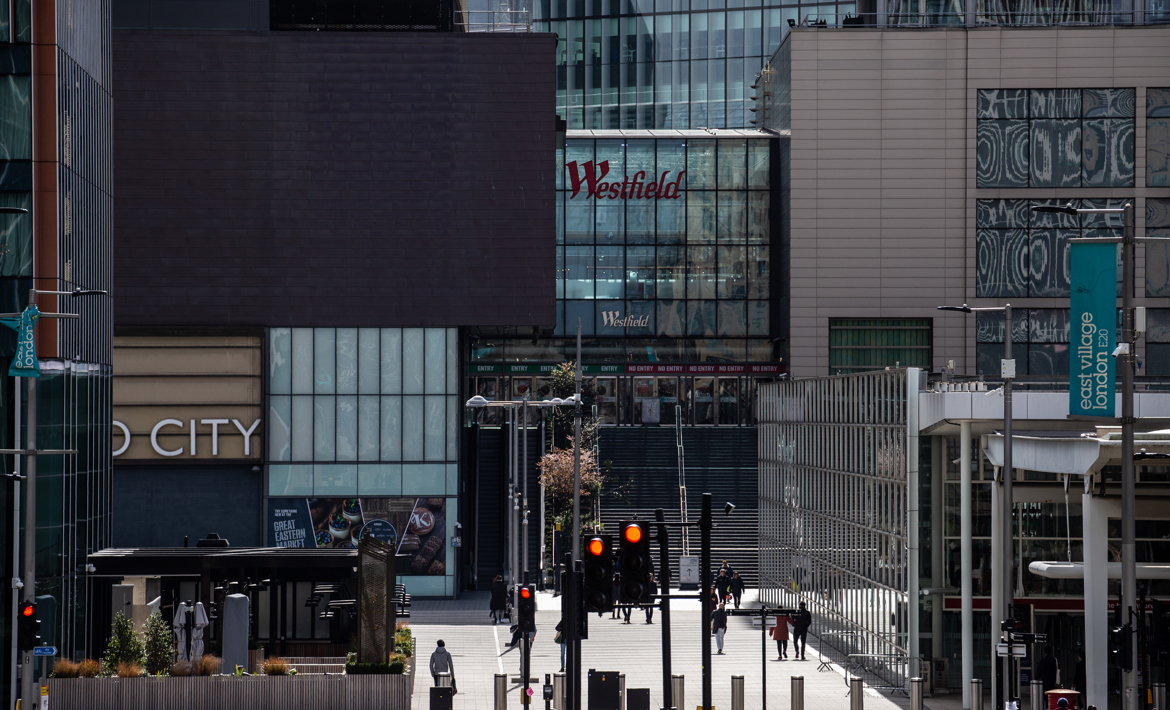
1074, 650, 1086, 704
489, 575, 507, 624
1036, 646, 1059, 693
730, 573, 745, 609
612, 574, 622, 619
791, 602, 812, 660
645, 573, 659, 623
716, 570, 732, 604
712, 603, 729, 654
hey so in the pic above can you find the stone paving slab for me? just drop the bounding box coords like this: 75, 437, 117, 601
408, 591, 914, 710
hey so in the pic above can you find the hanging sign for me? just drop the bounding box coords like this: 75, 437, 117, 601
1069, 242, 1116, 417
0, 305, 41, 378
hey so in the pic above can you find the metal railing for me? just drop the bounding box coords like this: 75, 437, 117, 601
455, 9, 531, 31
792, 9, 1168, 28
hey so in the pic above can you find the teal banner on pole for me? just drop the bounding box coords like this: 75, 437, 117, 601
0, 305, 41, 378
1070, 242, 1116, 417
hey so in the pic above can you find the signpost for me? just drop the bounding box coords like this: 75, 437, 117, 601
31, 648, 55, 658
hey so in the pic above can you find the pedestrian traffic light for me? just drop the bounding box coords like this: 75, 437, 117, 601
582, 535, 614, 612
618, 521, 651, 604
17, 602, 38, 652
518, 585, 537, 632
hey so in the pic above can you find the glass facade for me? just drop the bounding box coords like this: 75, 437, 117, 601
266, 327, 459, 594
828, 318, 931, 375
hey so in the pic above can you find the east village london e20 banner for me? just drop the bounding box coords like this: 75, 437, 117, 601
1069, 241, 1117, 417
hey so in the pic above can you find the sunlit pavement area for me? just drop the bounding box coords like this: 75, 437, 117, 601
408, 590, 922, 710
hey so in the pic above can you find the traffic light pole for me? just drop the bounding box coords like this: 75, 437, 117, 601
700, 493, 712, 710
563, 552, 576, 710
571, 320, 583, 710
20, 375, 35, 710
656, 509, 672, 710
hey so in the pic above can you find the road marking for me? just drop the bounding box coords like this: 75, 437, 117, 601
493, 624, 504, 674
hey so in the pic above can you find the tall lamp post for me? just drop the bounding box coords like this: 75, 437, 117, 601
1032, 201, 1140, 710
938, 301, 1016, 707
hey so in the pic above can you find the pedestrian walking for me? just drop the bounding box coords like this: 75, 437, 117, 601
716, 570, 732, 605
645, 573, 658, 623
1037, 646, 1059, 693
555, 621, 566, 672
1074, 650, 1086, 704
791, 602, 811, 660
730, 572, 745, 609
770, 612, 792, 659
612, 574, 622, 619
490, 575, 507, 624
712, 602, 729, 655
430, 639, 454, 687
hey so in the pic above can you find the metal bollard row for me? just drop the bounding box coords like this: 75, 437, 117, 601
791, 676, 805, 710
910, 677, 924, 710
672, 674, 685, 710
972, 678, 984, 710
731, 675, 745, 710
495, 673, 508, 710
849, 676, 864, 710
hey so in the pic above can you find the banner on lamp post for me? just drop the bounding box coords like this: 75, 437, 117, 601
1069, 242, 1116, 417
0, 305, 40, 378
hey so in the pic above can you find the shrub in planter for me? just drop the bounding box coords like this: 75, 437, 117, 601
261, 658, 291, 676
170, 661, 192, 677
50, 659, 79, 678
102, 612, 145, 675
194, 655, 222, 676
345, 655, 406, 675
395, 627, 414, 657
115, 662, 144, 678
77, 659, 101, 678
142, 612, 174, 675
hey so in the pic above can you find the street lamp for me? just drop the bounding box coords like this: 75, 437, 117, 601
1033, 200, 1141, 709
937, 302, 1017, 707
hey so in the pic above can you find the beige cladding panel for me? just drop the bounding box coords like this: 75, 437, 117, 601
113, 335, 263, 460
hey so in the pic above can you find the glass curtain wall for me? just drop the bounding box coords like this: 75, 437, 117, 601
758, 370, 910, 687
266, 327, 459, 595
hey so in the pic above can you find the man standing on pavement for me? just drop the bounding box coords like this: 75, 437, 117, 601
712, 602, 729, 655
645, 573, 659, 624
730, 572, 745, 609
791, 602, 812, 661
1036, 646, 1059, 693
430, 639, 454, 687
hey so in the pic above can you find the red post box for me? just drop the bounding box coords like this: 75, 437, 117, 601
1047, 689, 1079, 710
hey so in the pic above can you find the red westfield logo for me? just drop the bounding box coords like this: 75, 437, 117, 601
566, 160, 686, 200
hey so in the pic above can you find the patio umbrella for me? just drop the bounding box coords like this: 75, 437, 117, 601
190, 602, 209, 662
173, 603, 189, 662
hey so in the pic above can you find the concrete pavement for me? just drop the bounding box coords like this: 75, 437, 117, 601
408, 590, 918, 710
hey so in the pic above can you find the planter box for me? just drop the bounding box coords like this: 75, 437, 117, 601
45, 673, 413, 710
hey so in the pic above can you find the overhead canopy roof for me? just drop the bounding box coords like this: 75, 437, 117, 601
983, 432, 1170, 475
87, 547, 359, 578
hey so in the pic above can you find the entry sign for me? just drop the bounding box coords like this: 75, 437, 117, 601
32, 646, 56, 657
1069, 242, 1117, 417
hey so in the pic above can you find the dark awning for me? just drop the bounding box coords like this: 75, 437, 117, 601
86, 547, 359, 578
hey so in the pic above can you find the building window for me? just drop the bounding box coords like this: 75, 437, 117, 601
1147, 199, 1170, 297
1145, 309, 1170, 376
827, 318, 931, 374
976, 198, 1124, 298
266, 327, 459, 497
1149, 89, 1170, 187
975, 308, 1071, 377
976, 88, 1135, 188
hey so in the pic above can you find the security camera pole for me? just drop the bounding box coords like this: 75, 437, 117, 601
938, 301, 1015, 707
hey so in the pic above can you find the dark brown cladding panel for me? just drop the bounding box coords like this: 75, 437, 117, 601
114, 30, 557, 328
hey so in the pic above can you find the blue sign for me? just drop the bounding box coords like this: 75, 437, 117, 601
0, 305, 41, 378
32, 646, 56, 657
1070, 242, 1117, 417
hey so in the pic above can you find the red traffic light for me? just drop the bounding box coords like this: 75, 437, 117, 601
20, 604, 33, 617
587, 538, 605, 556
519, 587, 532, 599
623, 524, 643, 544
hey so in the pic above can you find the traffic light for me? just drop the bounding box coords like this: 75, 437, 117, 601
618, 521, 651, 604
1111, 623, 1134, 672
582, 534, 614, 612
17, 602, 38, 652
518, 585, 536, 632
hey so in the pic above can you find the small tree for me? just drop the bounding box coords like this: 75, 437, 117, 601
142, 611, 174, 675
103, 611, 146, 675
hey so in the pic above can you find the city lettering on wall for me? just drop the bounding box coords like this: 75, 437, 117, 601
113, 418, 261, 458
566, 160, 686, 200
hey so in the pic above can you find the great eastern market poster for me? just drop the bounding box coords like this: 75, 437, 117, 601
268, 497, 447, 576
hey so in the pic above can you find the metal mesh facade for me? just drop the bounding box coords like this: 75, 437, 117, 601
357, 536, 395, 663
758, 369, 911, 687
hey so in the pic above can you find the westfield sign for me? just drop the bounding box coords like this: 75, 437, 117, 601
567, 160, 686, 200
601, 311, 650, 328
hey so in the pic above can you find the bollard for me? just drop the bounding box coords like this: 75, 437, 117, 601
436, 672, 453, 688
620, 673, 626, 710
910, 677, 924, 710
672, 674, 685, 710
1030, 680, 1043, 710
849, 677, 864, 710
1155, 682, 1166, 710
731, 676, 745, 710
791, 676, 805, 710
496, 673, 508, 710
554, 673, 566, 710
971, 679, 984, 710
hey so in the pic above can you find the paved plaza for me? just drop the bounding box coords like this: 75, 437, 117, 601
408, 590, 931, 710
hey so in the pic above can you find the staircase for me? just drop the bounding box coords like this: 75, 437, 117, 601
596, 427, 759, 587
